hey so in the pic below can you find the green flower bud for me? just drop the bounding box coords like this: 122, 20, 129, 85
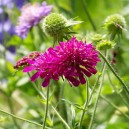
42, 13, 67, 37
97, 40, 115, 50
91, 34, 105, 43
42, 13, 82, 42
104, 14, 126, 38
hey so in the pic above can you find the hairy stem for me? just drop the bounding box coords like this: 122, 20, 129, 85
43, 86, 50, 129
28, 73, 46, 99
107, 71, 129, 108
81, 0, 96, 31
101, 95, 129, 120
27, 75, 70, 129
78, 57, 105, 129
79, 79, 89, 129
88, 51, 108, 129
0, 109, 51, 129
7, 96, 21, 129
52, 106, 70, 129
99, 51, 129, 95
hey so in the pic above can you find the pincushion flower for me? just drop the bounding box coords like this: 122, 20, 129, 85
104, 14, 126, 38
15, 2, 53, 38
14, 51, 41, 69
42, 13, 82, 42
21, 37, 100, 87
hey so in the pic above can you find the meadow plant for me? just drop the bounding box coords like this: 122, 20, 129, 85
0, 1, 129, 129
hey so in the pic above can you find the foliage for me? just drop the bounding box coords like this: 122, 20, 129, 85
1, 0, 129, 129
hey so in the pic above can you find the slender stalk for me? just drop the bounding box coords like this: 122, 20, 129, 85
86, 61, 105, 107
0, 109, 52, 129
107, 71, 129, 108
43, 86, 50, 129
99, 51, 129, 95
27, 74, 70, 129
59, 81, 68, 123
28, 73, 46, 99
88, 51, 108, 129
52, 106, 70, 129
79, 79, 89, 129
30, 28, 38, 50
53, 37, 57, 47
7, 96, 21, 129
101, 95, 129, 120
78, 57, 105, 129
81, 0, 96, 31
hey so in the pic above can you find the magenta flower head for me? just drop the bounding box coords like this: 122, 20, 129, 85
22, 37, 100, 87
14, 51, 41, 69
54, 37, 101, 86
15, 2, 53, 38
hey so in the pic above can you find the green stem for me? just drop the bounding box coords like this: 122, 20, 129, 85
52, 106, 70, 129
99, 51, 129, 95
86, 61, 105, 107
0, 109, 51, 129
107, 71, 129, 108
101, 95, 129, 120
7, 96, 21, 129
88, 51, 108, 129
78, 58, 106, 129
43, 86, 50, 129
53, 37, 57, 47
81, 0, 96, 31
27, 74, 70, 129
79, 79, 89, 129
28, 73, 46, 99
59, 81, 68, 123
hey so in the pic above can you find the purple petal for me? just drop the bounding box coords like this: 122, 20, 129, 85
23, 66, 35, 72
31, 72, 40, 82
52, 73, 59, 80
87, 67, 97, 74
42, 76, 51, 87
77, 68, 86, 84
67, 76, 80, 87
81, 68, 91, 77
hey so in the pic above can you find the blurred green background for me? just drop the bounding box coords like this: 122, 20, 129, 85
1, 0, 129, 129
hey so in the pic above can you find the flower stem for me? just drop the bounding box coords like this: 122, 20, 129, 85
28, 73, 46, 99
86, 61, 106, 107
81, 0, 96, 31
52, 106, 70, 129
0, 108, 52, 129
7, 95, 21, 129
78, 58, 106, 129
43, 86, 50, 129
88, 51, 108, 129
101, 95, 129, 120
99, 51, 129, 95
79, 78, 89, 129
107, 71, 129, 108
27, 74, 70, 129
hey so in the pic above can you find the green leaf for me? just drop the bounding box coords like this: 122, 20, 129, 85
16, 75, 30, 87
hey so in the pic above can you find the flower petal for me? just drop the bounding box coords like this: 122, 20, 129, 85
67, 76, 80, 87
42, 76, 51, 87
23, 66, 35, 72
31, 72, 41, 82
81, 68, 91, 77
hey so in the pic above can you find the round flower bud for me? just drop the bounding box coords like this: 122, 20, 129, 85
97, 40, 115, 50
104, 14, 126, 36
42, 13, 67, 37
91, 34, 104, 43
